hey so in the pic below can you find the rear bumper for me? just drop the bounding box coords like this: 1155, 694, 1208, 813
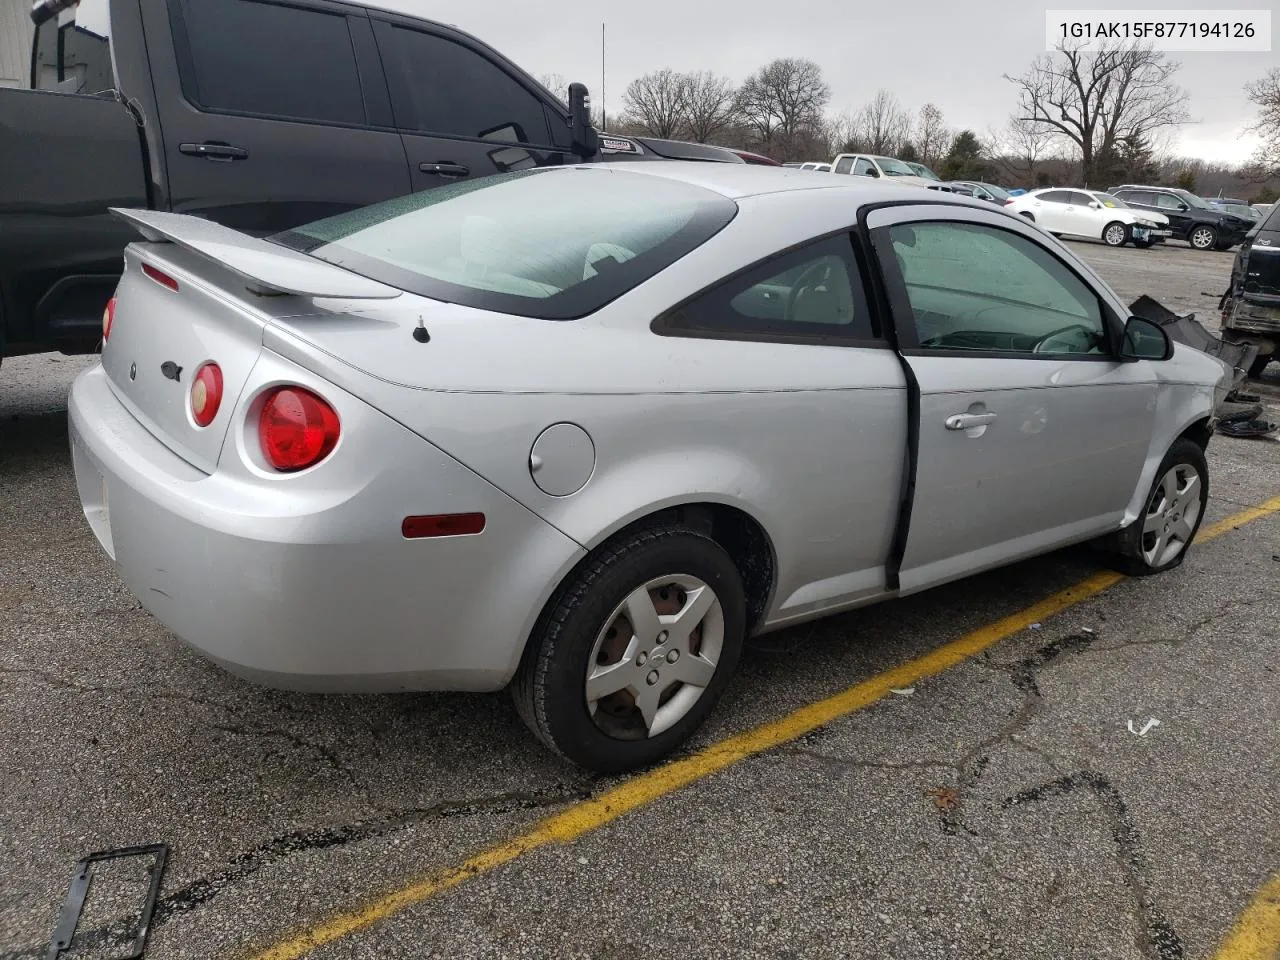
68, 361, 584, 692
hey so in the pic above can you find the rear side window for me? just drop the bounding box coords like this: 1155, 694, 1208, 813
172, 0, 365, 125
658, 235, 876, 341
378, 26, 551, 144
833, 156, 855, 175
271, 168, 737, 320
1038, 190, 1070, 203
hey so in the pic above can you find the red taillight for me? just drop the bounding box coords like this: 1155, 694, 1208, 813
1004, 199, 1015, 206
402, 513, 486, 539
142, 262, 179, 291
191, 362, 223, 427
258, 386, 340, 472
102, 297, 116, 343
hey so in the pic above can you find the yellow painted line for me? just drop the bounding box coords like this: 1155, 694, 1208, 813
1196, 494, 1280, 542
247, 495, 1280, 960
1214, 872, 1280, 960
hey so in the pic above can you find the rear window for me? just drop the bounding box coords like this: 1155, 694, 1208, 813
27, 0, 114, 93
271, 169, 738, 319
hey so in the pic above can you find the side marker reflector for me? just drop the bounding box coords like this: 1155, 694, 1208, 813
402, 513, 486, 539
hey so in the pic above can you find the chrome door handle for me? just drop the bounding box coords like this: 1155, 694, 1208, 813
945, 412, 997, 430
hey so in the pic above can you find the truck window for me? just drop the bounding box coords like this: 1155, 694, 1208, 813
379, 25, 552, 145
26, 0, 114, 94
171, 0, 364, 125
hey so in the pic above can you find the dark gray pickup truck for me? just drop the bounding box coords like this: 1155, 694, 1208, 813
0, 0, 741, 364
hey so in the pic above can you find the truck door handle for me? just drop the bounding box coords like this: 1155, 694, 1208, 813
420, 162, 469, 178
179, 142, 249, 161
945, 412, 997, 430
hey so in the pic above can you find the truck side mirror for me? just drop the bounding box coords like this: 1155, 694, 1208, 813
567, 82, 599, 159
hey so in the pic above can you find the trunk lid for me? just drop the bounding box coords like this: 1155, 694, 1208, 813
101, 246, 273, 473
102, 209, 402, 473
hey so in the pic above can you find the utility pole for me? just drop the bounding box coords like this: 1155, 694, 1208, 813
601, 22, 606, 131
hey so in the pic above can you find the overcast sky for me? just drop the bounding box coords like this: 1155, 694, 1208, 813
378, 0, 1271, 164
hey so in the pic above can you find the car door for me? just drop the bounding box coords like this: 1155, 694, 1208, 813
853, 157, 879, 179
1152, 193, 1193, 237
146, 0, 412, 234
370, 17, 570, 191
651, 232, 908, 622
1026, 190, 1071, 231
1062, 190, 1104, 239
864, 205, 1158, 594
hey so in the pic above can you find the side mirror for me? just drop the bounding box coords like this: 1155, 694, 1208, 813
1119, 316, 1173, 361
865, 168, 879, 178
1176, 202, 1188, 212
1088, 200, 1100, 209
567, 82, 599, 159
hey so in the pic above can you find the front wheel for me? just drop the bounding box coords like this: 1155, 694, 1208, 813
1188, 225, 1217, 250
1103, 221, 1129, 247
1104, 439, 1208, 576
512, 524, 746, 772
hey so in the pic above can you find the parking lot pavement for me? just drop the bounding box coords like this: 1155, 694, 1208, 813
2, 243, 1278, 960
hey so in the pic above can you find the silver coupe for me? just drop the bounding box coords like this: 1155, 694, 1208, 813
69, 165, 1231, 771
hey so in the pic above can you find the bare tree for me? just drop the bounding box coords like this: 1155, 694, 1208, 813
824, 109, 860, 155
536, 73, 570, 107
854, 89, 911, 156
1006, 42, 1190, 187
621, 69, 690, 139
737, 58, 830, 158
998, 115, 1059, 181
915, 103, 950, 167
681, 72, 738, 144
1245, 67, 1280, 178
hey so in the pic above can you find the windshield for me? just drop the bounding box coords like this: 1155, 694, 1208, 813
1093, 193, 1130, 209
977, 183, 1011, 200
876, 158, 917, 177
1173, 189, 1213, 210
271, 169, 738, 320
908, 163, 941, 181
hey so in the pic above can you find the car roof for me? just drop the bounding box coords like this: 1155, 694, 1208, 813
555, 162, 957, 203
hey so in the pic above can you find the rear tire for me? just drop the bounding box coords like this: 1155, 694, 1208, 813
1103, 222, 1129, 247
1189, 225, 1217, 250
1019, 212, 1035, 221
512, 524, 746, 773
1103, 439, 1208, 576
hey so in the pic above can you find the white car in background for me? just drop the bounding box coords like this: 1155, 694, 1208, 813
1005, 188, 1171, 248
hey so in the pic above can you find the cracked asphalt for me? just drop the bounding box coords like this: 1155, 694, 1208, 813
1, 241, 1278, 960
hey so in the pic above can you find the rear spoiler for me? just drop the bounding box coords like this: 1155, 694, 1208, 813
109, 208, 402, 300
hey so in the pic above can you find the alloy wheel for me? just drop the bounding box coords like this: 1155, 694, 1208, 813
1190, 227, 1215, 250
1104, 224, 1126, 246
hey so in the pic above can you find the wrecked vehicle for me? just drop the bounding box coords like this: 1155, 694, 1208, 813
69, 168, 1231, 771
1219, 204, 1280, 378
